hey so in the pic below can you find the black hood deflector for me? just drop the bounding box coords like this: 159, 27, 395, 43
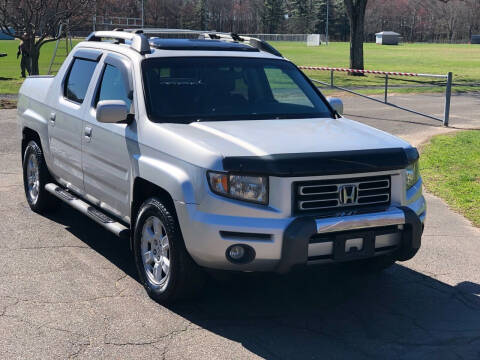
222, 147, 419, 177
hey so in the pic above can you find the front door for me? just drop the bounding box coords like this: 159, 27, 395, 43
81, 53, 135, 221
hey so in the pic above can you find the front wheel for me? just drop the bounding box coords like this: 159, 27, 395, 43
22, 140, 59, 213
133, 198, 204, 303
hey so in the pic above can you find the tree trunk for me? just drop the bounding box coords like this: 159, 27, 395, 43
30, 49, 40, 75
349, 10, 365, 71
410, 7, 417, 42
24, 37, 39, 75
344, 0, 368, 73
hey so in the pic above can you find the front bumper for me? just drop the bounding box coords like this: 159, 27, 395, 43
276, 206, 422, 273
177, 201, 425, 273
176, 193, 426, 273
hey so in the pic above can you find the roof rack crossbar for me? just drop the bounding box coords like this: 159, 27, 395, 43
200, 32, 282, 57
86, 30, 150, 54
125, 28, 283, 57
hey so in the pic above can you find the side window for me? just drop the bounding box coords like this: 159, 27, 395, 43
264, 67, 314, 107
96, 64, 132, 110
64, 58, 98, 103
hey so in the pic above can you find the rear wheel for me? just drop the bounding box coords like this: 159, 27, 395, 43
22, 140, 59, 213
133, 198, 204, 303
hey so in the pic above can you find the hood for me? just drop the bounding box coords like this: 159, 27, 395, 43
162, 117, 411, 159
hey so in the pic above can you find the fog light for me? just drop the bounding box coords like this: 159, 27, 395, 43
229, 245, 245, 260
226, 244, 255, 264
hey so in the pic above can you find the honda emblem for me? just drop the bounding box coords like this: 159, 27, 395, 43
339, 185, 358, 205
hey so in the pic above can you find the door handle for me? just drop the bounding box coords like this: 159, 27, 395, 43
49, 112, 56, 126
84, 126, 92, 141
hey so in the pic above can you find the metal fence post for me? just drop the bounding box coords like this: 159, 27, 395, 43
330, 70, 334, 88
384, 74, 389, 103
443, 72, 452, 127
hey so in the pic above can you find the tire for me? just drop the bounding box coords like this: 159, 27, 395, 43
133, 198, 204, 303
22, 140, 59, 213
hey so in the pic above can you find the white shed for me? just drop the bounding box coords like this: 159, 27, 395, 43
375, 31, 400, 45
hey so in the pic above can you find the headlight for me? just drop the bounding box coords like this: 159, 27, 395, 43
207, 171, 268, 204
406, 160, 420, 189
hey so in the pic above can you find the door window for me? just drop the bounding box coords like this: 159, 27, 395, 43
64, 58, 98, 103
96, 64, 132, 110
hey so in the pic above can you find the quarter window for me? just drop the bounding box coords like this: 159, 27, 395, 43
64, 58, 97, 103
96, 64, 132, 110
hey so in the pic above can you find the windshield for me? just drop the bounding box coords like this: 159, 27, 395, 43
142, 57, 333, 123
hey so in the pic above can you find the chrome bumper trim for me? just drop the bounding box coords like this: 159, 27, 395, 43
315, 207, 405, 234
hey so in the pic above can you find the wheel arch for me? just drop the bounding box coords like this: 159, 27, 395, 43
21, 127, 42, 161
131, 177, 179, 249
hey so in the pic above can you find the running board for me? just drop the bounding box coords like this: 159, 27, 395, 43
45, 183, 130, 239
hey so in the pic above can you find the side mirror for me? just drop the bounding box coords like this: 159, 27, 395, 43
96, 100, 128, 123
327, 97, 344, 115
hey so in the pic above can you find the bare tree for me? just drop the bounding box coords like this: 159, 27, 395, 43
466, 0, 480, 39
0, 0, 93, 75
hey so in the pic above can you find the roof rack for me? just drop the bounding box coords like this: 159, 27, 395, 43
199, 32, 283, 57
86, 30, 150, 54
148, 38, 260, 52
125, 28, 283, 57
86, 29, 283, 58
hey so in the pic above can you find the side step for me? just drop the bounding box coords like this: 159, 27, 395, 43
45, 183, 130, 239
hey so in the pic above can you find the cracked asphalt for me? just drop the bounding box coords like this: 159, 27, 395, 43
1, 93, 480, 360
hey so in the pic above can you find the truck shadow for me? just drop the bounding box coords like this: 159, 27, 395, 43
46, 204, 480, 359
170, 271, 480, 359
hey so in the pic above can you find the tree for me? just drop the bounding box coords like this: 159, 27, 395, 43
0, 0, 93, 75
196, 0, 209, 30
343, 0, 368, 71
288, 0, 321, 33
466, 0, 480, 39
261, 0, 284, 33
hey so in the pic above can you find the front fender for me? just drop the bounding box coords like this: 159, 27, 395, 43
132, 154, 198, 204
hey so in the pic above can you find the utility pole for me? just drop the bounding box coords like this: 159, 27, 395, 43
326, 0, 329, 45
141, 0, 145, 27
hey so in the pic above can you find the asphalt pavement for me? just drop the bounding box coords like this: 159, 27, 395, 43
342, 92, 480, 146
1, 93, 480, 359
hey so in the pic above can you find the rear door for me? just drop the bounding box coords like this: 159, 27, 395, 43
49, 50, 102, 194
81, 52, 136, 221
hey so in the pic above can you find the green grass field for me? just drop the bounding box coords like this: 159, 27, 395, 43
0, 39, 80, 94
420, 131, 480, 227
0, 40, 479, 94
273, 42, 480, 95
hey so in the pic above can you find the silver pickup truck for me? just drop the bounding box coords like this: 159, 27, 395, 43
17, 30, 425, 303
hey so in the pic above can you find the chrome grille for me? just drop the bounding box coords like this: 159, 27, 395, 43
294, 176, 391, 213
